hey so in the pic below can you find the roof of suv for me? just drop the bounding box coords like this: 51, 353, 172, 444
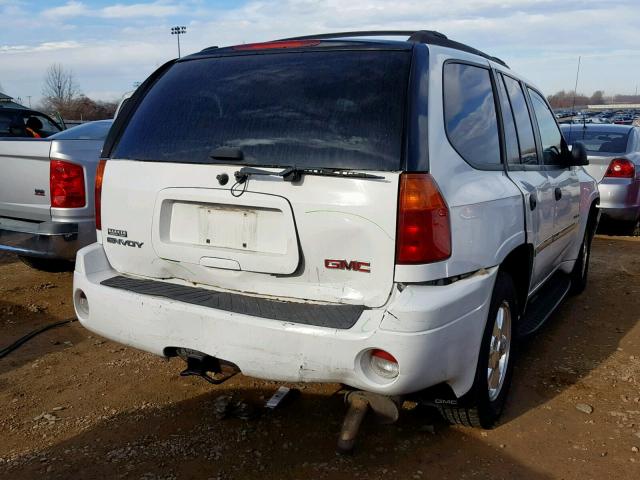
195, 30, 509, 68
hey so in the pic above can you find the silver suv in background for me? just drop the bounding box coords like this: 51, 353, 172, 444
73, 31, 599, 440
0, 120, 112, 270
562, 124, 640, 235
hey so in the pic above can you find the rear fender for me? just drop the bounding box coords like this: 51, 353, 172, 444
567, 169, 599, 262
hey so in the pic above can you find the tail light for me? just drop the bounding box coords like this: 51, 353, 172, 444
50, 160, 85, 208
95, 159, 107, 230
605, 158, 635, 178
396, 173, 451, 264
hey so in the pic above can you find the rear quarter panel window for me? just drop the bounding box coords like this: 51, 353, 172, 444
495, 74, 521, 165
443, 62, 501, 167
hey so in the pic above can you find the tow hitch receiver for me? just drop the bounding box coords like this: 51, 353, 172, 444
336, 391, 401, 454
176, 348, 239, 385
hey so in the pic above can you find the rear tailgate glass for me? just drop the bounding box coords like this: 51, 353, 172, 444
112, 50, 411, 170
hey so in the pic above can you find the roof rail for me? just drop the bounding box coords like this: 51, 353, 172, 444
279, 30, 509, 68
280, 30, 421, 41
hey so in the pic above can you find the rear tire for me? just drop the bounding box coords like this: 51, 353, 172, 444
436, 271, 517, 429
569, 219, 595, 295
18, 256, 74, 272
623, 218, 640, 237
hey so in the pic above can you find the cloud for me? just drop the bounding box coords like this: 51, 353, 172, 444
42, 1, 89, 18
101, 2, 181, 18
0, 41, 81, 54
41, 1, 181, 20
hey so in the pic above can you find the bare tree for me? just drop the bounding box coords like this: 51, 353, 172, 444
589, 90, 605, 105
41, 63, 80, 115
547, 90, 589, 109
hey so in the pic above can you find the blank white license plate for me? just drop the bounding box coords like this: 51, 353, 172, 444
169, 202, 286, 254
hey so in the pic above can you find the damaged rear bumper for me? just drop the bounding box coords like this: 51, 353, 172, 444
73, 243, 497, 397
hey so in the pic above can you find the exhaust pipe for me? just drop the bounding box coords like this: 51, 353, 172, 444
336, 391, 401, 454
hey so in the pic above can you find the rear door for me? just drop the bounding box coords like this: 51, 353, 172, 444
527, 88, 580, 267
496, 72, 556, 290
100, 47, 413, 308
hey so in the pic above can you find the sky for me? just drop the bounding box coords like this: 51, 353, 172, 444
1, 0, 640, 106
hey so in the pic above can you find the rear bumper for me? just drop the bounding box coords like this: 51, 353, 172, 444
0, 216, 96, 260
73, 243, 497, 397
598, 178, 640, 222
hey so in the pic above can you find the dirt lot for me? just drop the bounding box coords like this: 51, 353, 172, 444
1, 236, 639, 480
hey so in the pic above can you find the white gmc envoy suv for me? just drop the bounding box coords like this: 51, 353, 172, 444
73, 31, 599, 431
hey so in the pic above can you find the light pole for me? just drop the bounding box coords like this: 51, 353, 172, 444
171, 26, 187, 58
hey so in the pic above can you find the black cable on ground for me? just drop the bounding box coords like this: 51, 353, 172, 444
0, 318, 77, 359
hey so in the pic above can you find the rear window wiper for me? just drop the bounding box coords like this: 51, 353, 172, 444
234, 166, 385, 183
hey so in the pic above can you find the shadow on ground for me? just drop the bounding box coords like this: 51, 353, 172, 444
596, 218, 639, 237
1, 237, 638, 479
0, 252, 19, 266
0, 387, 553, 480
503, 236, 640, 422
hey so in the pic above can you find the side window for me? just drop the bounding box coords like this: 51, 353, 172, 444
443, 62, 501, 167
495, 73, 520, 165
35, 115, 61, 137
502, 76, 538, 165
528, 89, 563, 165
21, 114, 60, 138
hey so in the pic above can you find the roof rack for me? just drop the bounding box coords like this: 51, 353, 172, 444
279, 30, 509, 68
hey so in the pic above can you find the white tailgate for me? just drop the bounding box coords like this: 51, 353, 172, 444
100, 161, 399, 308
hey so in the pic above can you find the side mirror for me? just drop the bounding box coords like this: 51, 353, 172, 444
568, 141, 589, 166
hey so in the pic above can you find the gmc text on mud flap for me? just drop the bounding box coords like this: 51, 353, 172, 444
106, 237, 144, 248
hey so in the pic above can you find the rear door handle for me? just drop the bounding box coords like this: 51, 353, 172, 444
529, 194, 537, 211
554, 187, 562, 201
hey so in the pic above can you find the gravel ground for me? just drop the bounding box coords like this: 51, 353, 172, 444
0, 235, 639, 479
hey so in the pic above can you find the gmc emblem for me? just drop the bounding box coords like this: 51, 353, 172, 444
324, 259, 371, 273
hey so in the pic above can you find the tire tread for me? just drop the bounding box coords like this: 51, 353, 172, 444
437, 404, 482, 428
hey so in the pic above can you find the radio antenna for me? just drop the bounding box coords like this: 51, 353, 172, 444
569, 56, 582, 140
